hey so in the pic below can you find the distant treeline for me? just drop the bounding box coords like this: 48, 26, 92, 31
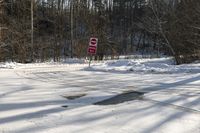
0, 0, 200, 64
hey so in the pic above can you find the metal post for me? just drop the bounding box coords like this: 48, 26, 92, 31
89, 55, 92, 67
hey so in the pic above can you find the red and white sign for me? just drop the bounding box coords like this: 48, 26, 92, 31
88, 37, 98, 55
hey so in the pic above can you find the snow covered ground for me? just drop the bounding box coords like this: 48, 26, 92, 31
0, 58, 200, 133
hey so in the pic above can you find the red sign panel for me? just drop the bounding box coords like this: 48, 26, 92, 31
88, 38, 98, 54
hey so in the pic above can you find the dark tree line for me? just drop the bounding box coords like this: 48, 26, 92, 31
0, 0, 200, 64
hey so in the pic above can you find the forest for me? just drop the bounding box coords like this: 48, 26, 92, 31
0, 0, 200, 64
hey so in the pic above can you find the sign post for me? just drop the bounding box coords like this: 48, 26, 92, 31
89, 55, 92, 67
87, 37, 98, 67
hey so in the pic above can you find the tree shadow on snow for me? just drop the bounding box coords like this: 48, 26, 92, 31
1, 73, 199, 133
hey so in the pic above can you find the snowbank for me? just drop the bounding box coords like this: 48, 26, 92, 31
1, 58, 200, 74
87, 58, 200, 74
0, 58, 87, 70
0, 62, 17, 69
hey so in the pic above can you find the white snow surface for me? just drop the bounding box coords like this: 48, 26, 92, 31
0, 58, 200, 133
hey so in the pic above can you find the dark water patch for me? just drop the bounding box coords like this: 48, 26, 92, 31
94, 91, 145, 105
61, 105, 68, 108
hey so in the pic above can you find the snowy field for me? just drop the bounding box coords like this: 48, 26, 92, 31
0, 58, 200, 133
